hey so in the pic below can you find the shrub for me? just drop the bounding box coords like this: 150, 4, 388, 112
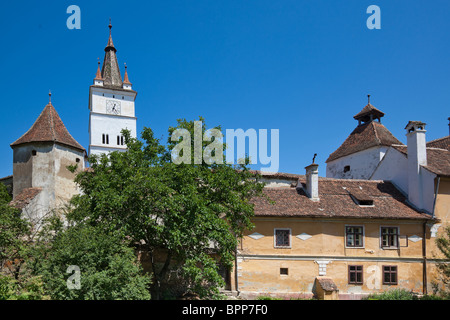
364, 289, 418, 300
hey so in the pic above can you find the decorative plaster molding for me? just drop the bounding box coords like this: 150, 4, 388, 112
408, 235, 422, 243
248, 232, 264, 240
296, 233, 312, 241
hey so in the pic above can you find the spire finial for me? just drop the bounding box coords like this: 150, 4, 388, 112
109, 18, 112, 32
123, 62, 131, 85
95, 57, 103, 80
367, 94, 371, 104
48, 90, 52, 104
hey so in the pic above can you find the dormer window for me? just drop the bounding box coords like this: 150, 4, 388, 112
358, 199, 374, 206
349, 193, 374, 207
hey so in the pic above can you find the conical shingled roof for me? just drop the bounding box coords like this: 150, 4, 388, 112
101, 22, 122, 87
326, 121, 403, 163
10, 102, 85, 152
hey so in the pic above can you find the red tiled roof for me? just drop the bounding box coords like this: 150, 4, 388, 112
392, 145, 450, 177
353, 103, 384, 120
10, 103, 85, 152
9, 187, 42, 210
251, 179, 430, 220
249, 170, 305, 180
316, 277, 338, 292
427, 136, 449, 151
326, 121, 403, 162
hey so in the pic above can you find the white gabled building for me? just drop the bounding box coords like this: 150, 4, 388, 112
326, 96, 403, 180
371, 120, 450, 214
88, 22, 137, 157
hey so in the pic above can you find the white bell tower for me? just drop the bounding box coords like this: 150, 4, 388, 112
88, 21, 137, 157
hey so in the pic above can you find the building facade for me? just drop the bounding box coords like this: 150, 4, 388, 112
230, 167, 441, 299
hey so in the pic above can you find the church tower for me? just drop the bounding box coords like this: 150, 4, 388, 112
10, 93, 86, 220
325, 96, 403, 179
88, 21, 137, 157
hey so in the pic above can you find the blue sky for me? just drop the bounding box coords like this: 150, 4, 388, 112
0, 0, 449, 178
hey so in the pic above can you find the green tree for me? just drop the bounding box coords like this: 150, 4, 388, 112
0, 183, 48, 300
31, 221, 151, 300
0, 183, 30, 279
435, 225, 450, 298
69, 118, 264, 299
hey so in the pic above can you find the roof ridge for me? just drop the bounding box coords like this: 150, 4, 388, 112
427, 135, 449, 143
371, 121, 382, 145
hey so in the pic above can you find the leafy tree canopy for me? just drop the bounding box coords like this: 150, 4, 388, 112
30, 221, 151, 300
69, 118, 264, 299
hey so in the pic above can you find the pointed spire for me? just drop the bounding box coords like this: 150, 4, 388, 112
94, 58, 103, 80
105, 18, 115, 51
101, 19, 122, 87
123, 63, 131, 85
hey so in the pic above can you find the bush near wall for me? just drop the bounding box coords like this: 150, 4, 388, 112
363, 289, 444, 300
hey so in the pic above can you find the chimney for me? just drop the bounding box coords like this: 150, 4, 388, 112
405, 121, 427, 210
305, 163, 319, 201
448, 117, 450, 136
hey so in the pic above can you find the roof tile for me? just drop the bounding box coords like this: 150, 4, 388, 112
251, 179, 430, 220
10, 103, 85, 151
326, 121, 403, 162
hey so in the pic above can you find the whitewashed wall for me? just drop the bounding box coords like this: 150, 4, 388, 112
371, 148, 409, 194
326, 146, 389, 180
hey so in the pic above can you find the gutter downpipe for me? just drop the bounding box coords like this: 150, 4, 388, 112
235, 243, 240, 296
422, 221, 427, 296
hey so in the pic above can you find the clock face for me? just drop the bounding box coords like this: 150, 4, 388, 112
106, 100, 121, 115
